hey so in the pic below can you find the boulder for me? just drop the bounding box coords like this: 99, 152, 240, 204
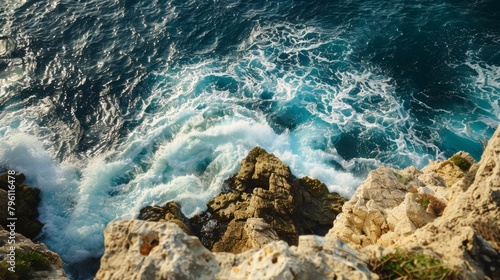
327, 152, 474, 249
138, 201, 194, 235
208, 147, 345, 253
328, 125, 500, 279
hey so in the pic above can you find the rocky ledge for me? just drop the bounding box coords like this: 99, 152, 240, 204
0, 172, 67, 279
0, 225, 67, 280
96, 125, 500, 279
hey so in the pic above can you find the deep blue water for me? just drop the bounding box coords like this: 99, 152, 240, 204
1, 0, 499, 278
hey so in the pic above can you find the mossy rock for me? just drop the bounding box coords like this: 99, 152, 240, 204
0, 250, 50, 280
395, 172, 413, 185
450, 155, 472, 172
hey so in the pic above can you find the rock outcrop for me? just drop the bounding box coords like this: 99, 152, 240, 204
0, 226, 67, 279
105, 125, 500, 279
96, 221, 220, 280
326, 160, 464, 248
329, 125, 500, 279
140, 147, 346, 254
96, 220, 376, 280
0, 172, 44, 239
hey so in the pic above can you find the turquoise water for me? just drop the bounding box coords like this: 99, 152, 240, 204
0, 0, 499, 278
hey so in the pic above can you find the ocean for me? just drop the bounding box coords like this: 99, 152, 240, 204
1, 0, 499, 278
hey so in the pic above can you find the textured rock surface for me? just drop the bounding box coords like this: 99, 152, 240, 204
208, 147, 346, 253
96, 220, 220, 280
138, 201, 194, 235
391, 125, 500, 279
0, 172, 43, 239
139, 147, 346, 254
327, 153, 474, 249
329, 125, 500, 279
97, 220, 376, 280
0, 226, 67, 279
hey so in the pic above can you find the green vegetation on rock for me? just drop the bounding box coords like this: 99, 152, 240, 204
373, 249, 458, 279
450, 155, 472, 172
0, 250, 50, 280
395, 172, 413, 185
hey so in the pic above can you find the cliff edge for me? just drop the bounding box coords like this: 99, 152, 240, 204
96, 124, 500, 279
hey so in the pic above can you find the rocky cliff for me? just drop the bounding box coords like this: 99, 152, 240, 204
97, 125, 500, 279
0, 172, 43, 239
0, 172, 67, 279
328, 127, 500, 279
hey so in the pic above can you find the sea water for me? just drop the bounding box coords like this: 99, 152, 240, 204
0, 0, 499, 278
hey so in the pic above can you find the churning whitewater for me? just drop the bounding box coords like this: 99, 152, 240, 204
1, 0, 499, 278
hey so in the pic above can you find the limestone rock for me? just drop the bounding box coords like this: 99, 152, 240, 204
392, 125, 500, 279
244, 218, 280, 249
96, 220, 220, 280
0, 172, 43, 239
97, 220, 376, 280
327, 161, 456, 248
0, 226, 67, 279
327, 167, 412, 247
139, 147, 346, 254
215, 236, 377, 280
421, 151, 475, 187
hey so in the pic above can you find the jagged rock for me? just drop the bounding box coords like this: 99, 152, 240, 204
421, 151, 475, 187
391, 126, 500, 279
96, 220, 377, 280
0, 226, 67, 279
244, 218, 279, 249
138, 201, 194, 235
96, 220, 220, 280
328, 125, 500, 279
208, 147, 346, 253
138, 147, 346, 254
0, 172, 43, 239
327, 152, 473, 248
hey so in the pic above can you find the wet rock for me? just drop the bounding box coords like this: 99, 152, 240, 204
139, 147, 346, 254
0, 38, 15, 57
207, 147, 346, 253
0, 172, 43, 239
